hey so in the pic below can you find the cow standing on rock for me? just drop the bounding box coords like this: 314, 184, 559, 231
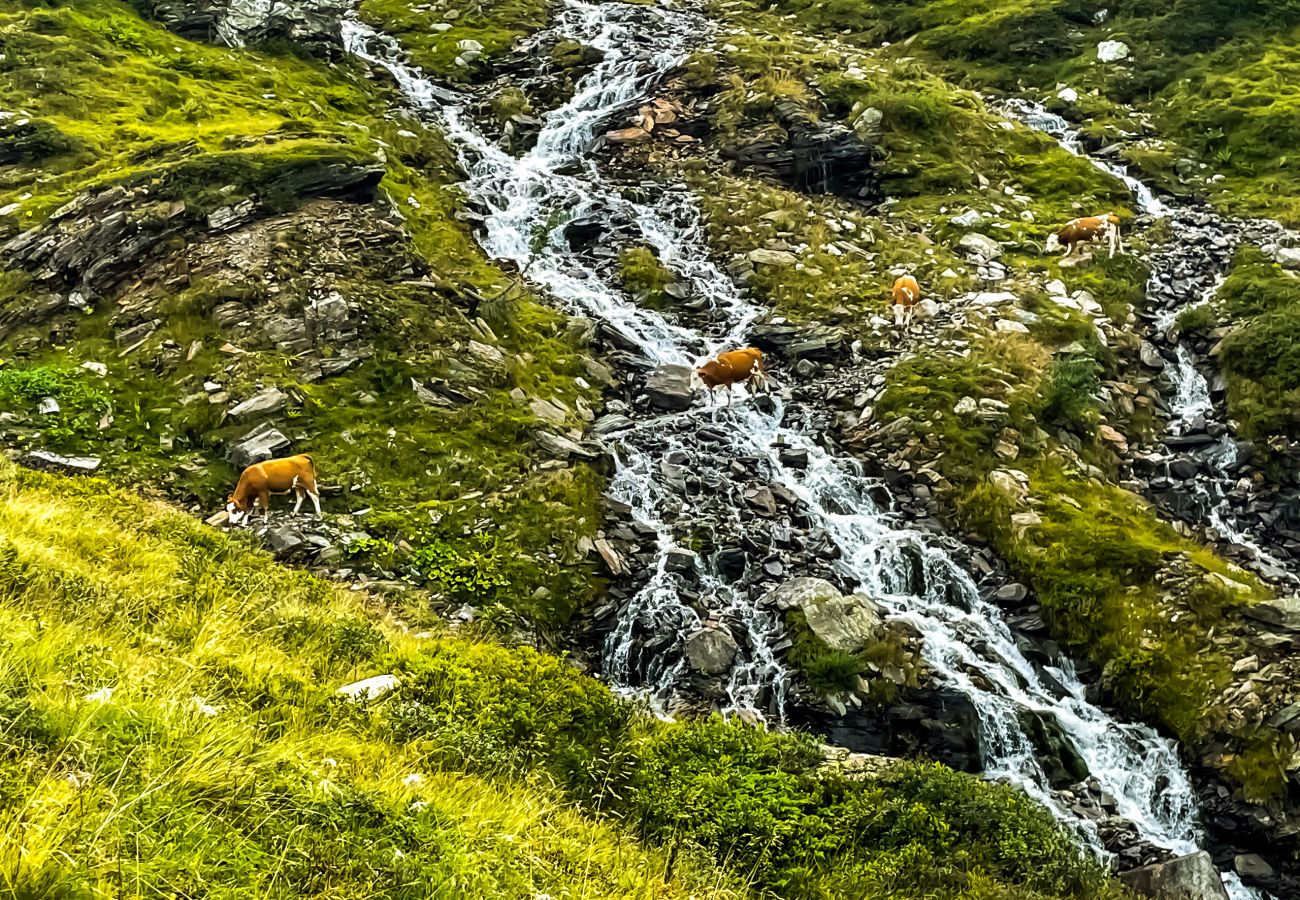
692, 347, 769, 406
1046, 213, 1123, 258
227, 454, 322, 524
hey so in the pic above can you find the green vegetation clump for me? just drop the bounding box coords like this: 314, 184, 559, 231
872, 324, 1273, 779
357, 0, 547, 80
961, 459, 1261, 741
1211, 248, 1300, 442
0, 460, 1125, 899
617, 245, 677, 309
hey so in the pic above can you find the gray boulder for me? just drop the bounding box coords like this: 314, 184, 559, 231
1276, 246, 1300, 270
226, 421, 291, 468
763, 577, 888, 652
228, 386, 287, 420
644, 364, 694, 411
958, 232, 1003, 260
1119, 851, 1229, 900
764, 576, 841, 611
685, 627, 738, 675
20, 451, 101, 475
803, 591, 887, 652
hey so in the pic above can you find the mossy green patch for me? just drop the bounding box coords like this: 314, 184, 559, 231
0, 0, 380, 226
617, 245, 677, 309
1202, 247, 1300, 443
0, 0, 604, 630
740, 0, 1300, 223
357, 0, 547, 82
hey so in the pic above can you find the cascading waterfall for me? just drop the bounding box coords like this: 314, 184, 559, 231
344, 5, 1255, 889
1006, 99, 1295, 598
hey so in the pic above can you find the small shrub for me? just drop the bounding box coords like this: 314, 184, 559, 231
407, 534, 510, 600
1039, 355, 1101, 430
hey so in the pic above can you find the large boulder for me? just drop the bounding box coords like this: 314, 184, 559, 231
764, 576, 841, 611
228, 386, 287, 420
765, 577, 887, 652
685, 627, 739, 675
803, 592, 887, 652
958, 232, 1003, 261
1276, 246, 1300, 270
1119, 851, 1229, 900
644, 364, 694, 411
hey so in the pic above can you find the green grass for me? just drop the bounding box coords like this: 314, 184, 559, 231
357, 0, 548, 81
0, 0, 380, 227
0, 0, 606, 630
1210, 248, 1300, 443
618, 246, 677, 310
868, 322, 1279, 791
733, 0, 1300, 224
0, 461, 1125, 899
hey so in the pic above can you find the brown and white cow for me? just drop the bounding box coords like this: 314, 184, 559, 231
692, 347, 769, 405
891, 274, 922, 327
1046, 213, 1123, 258
226, 454, 321, 524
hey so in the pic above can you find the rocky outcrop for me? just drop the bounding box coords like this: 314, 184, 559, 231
137, 0, 349, 53
720, 100, 881, 201
2, 153, 383, 304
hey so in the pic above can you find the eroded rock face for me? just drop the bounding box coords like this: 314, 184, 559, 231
139, 0, 349, 52
2, 159, 383, 303
720, 100, 880, 201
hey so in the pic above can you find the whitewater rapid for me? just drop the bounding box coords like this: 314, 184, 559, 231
344, 3, 1255, 885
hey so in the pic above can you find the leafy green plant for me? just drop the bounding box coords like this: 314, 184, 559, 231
407, 534, 509, 600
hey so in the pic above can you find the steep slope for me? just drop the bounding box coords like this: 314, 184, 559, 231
0, 0, 602, 628
4, 0, 1300, 895
0, 460, 1121, 899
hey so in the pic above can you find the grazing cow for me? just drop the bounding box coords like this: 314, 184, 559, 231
692, 347, 768, 405
227, 454, 321, 524
891, 274, 921, 328
1046, 213, 1123, 258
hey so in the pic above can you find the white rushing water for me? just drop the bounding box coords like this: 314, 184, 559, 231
344, 2, 1251, 883
1153, 281, 1219, 434
1002, 100, 1168, 219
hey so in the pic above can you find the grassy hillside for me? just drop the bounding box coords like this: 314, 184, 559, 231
0, 0, 603, 628
750, 0, 1300, 224
0, 460, 1123, 899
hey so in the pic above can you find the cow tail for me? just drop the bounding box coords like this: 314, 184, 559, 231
302, 453, 316, 475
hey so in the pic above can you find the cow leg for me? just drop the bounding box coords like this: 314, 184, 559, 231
310, 490, 322, 517
293, 489, 305, 514
257, 491, 271, 520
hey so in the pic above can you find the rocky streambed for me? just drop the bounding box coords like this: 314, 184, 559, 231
336, 3, 1300, 896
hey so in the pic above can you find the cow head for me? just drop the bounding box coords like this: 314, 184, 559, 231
226, 496, 248, 525
1044, 233, 1062, 254
689, 368, 706, 392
